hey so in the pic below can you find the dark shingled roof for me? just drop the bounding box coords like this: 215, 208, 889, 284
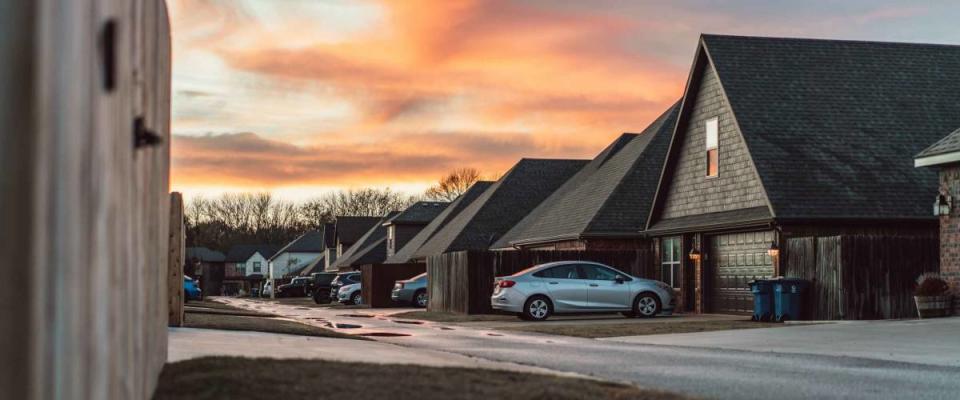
270, 230, 325, 260
185, 247, 226, 263
493, 103, 679, 249
386, 201, 449, 225
332, 212, 399, 268
335, 216, 382, 246
224, 244, 280, 263
414, 158, 589, 257
653, 34, 960, 224
916, 127, 960, 159
385, 181, 494, 263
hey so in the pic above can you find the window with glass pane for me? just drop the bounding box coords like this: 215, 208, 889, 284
661, 237, 681, 288
705, 117, 719, 177
253, 261, 261, 273
581, 265, 619, 281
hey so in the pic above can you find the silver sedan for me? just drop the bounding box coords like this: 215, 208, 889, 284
491, 261, 675, 321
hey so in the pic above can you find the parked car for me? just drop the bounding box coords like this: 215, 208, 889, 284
491, 261, 674, 321
276, 276, 314, 298
337, 282, 362, 305
261, 280, 273, 298
183, 275, 202, 301
328, 271, 361, 302
311, 272, 337, 304
391, 272, 428, 307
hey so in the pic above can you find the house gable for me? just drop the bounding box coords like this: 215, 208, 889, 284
653, 46, 772, 225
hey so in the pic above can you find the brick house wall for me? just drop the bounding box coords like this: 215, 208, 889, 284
940, 165, 960, 295
660, 64, 769, 219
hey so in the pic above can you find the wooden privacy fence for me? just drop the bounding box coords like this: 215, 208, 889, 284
428, 249, 655, 314
785, 235, 938, 320
359, 263, 426, 308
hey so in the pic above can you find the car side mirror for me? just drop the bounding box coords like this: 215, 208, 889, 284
615, 276, 625, 284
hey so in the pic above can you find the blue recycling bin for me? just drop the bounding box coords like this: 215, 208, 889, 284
749, 280, 775, 322
774, 279, 810, 322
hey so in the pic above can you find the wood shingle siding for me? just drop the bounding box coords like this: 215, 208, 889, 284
661, 65, 769, 220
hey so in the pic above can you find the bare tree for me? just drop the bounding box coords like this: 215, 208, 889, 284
424, 167, 481, 201
316, 188, 415, 217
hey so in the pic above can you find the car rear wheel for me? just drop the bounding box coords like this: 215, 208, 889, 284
521, 296, 552, 321
350, 291, 362, 305
634, 293, 661, 318
413, 290, 428, 308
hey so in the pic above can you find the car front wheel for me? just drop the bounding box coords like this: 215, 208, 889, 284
350, 291, 362, 305
521, 295, 552, 321
634, 293, 661, 318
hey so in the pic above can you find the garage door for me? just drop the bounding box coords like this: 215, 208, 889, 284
710, 231, 775, 314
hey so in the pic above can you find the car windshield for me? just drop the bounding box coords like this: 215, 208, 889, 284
411, 273, 427, 281
510, 265, 541, 277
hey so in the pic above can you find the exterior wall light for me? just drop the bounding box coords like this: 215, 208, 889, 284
689, 248, 701, 261
768, 242, 780, 258
935, 192, 952, 216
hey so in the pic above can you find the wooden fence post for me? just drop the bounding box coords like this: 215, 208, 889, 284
169, 192, 185, 327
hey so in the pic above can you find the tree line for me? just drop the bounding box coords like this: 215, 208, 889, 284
186, 168, 486, 253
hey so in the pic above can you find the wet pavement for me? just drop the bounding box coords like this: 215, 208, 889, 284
214, 297, 960, 400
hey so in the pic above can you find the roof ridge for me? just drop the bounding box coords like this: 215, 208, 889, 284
701, 33, 960, 49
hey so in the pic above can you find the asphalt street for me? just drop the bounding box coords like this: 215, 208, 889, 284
218, 298, 960, 400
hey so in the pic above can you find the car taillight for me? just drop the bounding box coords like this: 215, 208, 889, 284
498, 280, 516, 288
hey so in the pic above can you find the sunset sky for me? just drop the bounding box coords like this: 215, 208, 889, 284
168, 0, 960, 202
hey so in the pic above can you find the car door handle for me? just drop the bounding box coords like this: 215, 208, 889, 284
548, 282, 559, 285
589, 283, 599, 287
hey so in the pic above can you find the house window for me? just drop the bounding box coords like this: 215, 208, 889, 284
661, 237, 681, 288
236, 264, 246, 275
705, 117, 719, 177
252, 261, 261, 273
387, 226, 396, 251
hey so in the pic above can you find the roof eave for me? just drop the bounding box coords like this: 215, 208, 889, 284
915, 151, 960, 168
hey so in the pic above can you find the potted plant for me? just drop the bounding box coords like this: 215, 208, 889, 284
914, 273, 951, 319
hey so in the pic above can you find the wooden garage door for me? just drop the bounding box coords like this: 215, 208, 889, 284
710, 231, 775, 314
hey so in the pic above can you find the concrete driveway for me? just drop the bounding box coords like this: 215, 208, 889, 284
212, 297, 960, 400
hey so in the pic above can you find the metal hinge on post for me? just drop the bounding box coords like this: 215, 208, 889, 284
133, 117, 162, 149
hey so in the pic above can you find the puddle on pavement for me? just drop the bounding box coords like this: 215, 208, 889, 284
335, 323, 362, 329
438, 327, 454, 331
338, 314, 375, 318
486, 333, 503, 337
296, 307, 311, 310
358, 332, 411, 337
392, 320, 425, 325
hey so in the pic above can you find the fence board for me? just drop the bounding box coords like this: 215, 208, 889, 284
360, 263, 426, 308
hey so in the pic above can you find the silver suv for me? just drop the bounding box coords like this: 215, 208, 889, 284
491, 261, 675, 321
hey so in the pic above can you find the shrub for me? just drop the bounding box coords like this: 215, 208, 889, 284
915, 273, 949, 297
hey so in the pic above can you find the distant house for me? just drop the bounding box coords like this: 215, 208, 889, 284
386, 182, 494, 264
915, 127, 960, 305
331, 212, 401, 270
297, 223, 337, 277
184, 247, 226, 295
326, 216, 381, 271
493, 103, 678, 251
413, 158, 588, 260
384, 201, 449, 258
223, 244, 280, 295
268, 230, 325, 279
644, 35, 960, 318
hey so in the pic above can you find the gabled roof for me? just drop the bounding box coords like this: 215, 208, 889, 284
224, 244, 280, 263
493, 103, 679, 249
385, 201, 449, 226
385, 181, 494, 263
915, 128, 960, 167
332, 212, 399, 268
334, 216, 382, 246
270, 230, 325, 260
414, 158, 589, 257
650, 34, 960, 226
185, 247, 226, 263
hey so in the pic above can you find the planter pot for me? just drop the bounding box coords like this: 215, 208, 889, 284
915, 295, 951, 319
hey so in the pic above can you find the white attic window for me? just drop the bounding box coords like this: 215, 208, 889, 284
705, 117, 719, 177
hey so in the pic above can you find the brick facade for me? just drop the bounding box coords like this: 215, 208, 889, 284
661, 63, 768, 219
940, 166, 960, 294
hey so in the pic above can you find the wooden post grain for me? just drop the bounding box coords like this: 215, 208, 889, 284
169, 192, 185, 327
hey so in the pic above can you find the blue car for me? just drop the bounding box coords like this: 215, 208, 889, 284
184, 275, 202, 301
